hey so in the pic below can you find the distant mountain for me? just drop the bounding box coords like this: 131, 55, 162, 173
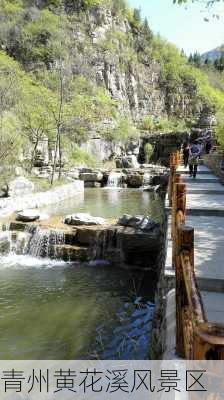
201, 45, 224, 61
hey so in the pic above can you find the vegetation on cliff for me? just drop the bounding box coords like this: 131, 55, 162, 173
0, 0, 224, 181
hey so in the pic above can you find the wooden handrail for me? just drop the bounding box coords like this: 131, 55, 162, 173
168, 151, 181, 206
169, 151, 224, 359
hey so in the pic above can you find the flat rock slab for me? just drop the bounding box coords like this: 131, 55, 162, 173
165, 215, 224, 285
187, 215, 224, 280
183, 175, 220, 183
186, 181, 224, 191
186, 193, 224, 212
201, 291, 224, 324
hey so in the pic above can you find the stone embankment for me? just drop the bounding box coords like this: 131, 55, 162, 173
203, 153, 224, 184
0, 180, 84, 217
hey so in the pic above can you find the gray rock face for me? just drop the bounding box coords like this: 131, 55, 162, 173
118, 214, 160, 231
8, 177, 34, 197
64, 213, 106, 226
115, 155, 139, 169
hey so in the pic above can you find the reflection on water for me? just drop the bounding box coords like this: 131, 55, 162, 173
41, 188, 164, 222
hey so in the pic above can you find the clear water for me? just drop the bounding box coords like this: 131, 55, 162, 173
0, 188, 164, 360
41, 188, 164, 223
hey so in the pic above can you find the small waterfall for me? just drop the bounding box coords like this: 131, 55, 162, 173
143, 172, 151, 186
107, 172, 123, 188
26, 227, 65, 258
0, 224, 65, 259
0, 230, 12, 254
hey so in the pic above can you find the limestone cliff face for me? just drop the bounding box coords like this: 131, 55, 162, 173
68, 6, 197, 122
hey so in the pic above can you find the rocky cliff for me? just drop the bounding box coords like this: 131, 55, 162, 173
63, 5, 198, 122
1, 0, 218, 174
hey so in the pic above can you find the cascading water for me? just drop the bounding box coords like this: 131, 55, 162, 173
25, 226, 65, 258
0, 225, 65, 259
107, 172, 123, 188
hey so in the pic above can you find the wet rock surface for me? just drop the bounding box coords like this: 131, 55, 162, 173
16, 209, 40, 222
64, 213, 106, 226
79, 172, 103, 182
118, 214, 160, 231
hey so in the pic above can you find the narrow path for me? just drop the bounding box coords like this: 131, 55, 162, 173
164, 161, 224, 358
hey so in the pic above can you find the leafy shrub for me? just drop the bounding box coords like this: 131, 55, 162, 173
140, 116, 154, 131
105, 117, 139, 142
144, 143, 153, 162
70, 145, 98, 167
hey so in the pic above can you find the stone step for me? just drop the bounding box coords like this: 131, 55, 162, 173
186, 208, 224, 216
186, 193, 224, 215
177, 166, 211, 175
165, 268, 224, 293
53, 244, 90, 262
183, 176, 220, 183
201, 291, 224, 324
165, 214, 224, 292
187, 188, 224, 194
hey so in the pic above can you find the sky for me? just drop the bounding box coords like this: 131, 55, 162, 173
128, 0, 224, 55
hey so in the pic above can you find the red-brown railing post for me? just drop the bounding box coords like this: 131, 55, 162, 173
172, 182, 186, 268
176, 225, 194, 357
171, 174, 182, 240
168, 153, 177, 207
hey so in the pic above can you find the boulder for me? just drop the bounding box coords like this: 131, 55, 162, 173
126, 173, 144, 188
15, 209, 49, 222
16, 209, 40, 222
150, 174, 168, 186
64, 213, 106, 226
79, 172, 103, 182
76, 227, 102, 245
8, 177, 34, 197
118, 214, 160, 231
116, 225, 162, 271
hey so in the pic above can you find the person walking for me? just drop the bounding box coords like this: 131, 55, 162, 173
189, 142, 200, 178
183, 142, 189, 168
205, 139, 212, 154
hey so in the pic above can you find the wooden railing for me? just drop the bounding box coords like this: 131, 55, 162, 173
169, 152, 224, 359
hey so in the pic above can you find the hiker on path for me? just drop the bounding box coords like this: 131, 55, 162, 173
189, 142, 201, 178
183, 142, 189, 168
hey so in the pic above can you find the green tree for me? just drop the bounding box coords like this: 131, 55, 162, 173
142, 17, 153, 41
18, 82, 55, 170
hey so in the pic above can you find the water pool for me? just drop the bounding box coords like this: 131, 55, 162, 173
0, 188, 165, 359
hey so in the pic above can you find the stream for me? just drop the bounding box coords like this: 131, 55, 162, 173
0, 188, 165, 360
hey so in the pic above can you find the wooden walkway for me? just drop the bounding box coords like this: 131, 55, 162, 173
164, 161, 224, 358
